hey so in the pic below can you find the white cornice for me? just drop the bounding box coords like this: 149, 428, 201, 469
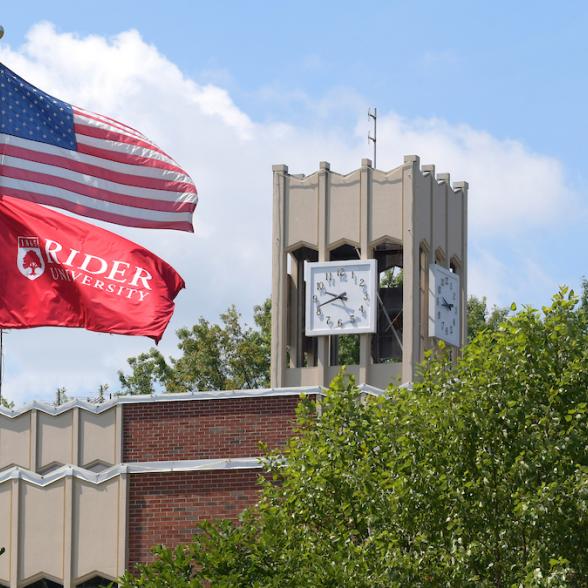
0, 386, 325, 418
0, 383, 388, 419
0, 457, 264, 487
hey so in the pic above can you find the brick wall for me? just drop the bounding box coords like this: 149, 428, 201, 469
123, 396, 303, 462
127, 469, 262, 567
124, 394, 313, 567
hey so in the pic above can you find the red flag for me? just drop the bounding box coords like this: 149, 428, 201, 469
0, 195, 184, 342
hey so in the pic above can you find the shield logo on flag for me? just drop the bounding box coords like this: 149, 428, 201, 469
17, 236, 45, 280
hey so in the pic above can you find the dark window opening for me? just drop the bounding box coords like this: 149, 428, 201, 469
288, 247, 318, 368
329, 244, 360, 262
372, 243, 403, 363
77, 577, 112, 588
25, 580, 63, 588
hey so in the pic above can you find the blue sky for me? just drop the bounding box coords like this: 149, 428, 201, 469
6, 1, 588, 146
0, 2, 587, 404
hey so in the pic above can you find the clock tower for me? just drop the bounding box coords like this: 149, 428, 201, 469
271, 156, 468, 389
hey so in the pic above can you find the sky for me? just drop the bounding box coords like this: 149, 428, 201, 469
1, 1, 587, 405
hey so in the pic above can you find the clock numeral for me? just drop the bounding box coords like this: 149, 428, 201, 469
363, 292, 369, 300
326, 316, 333, 326
313, 294, 318, 302
337, 267, 346, 277
437, 311, 441, 319
337, 319, 343, 328
359, 278, 365, 287
316, 281, 325, 292
438, 286, 441, 294
452, 318, 456, 326
359, 305, 365, 314
325, 271, 333, 282
351, 271, 355, 279
349, 315, 356, 322
316, 308, 323, 317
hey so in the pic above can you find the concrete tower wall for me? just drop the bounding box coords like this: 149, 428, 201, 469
271, 156, 468, 389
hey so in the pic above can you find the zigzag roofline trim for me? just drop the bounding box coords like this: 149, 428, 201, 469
0, 457, 264, 487
0, 384, 389, 418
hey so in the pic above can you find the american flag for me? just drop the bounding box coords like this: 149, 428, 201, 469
0, 63, 197, 232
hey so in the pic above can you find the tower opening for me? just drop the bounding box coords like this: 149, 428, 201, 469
288, 246, 318, 368
372, 242, 403, 364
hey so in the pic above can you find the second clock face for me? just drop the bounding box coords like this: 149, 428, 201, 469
304, 259, 377, 336
429, 264, 461, 347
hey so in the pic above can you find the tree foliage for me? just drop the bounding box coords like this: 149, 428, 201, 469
467, 294, 509, 342
580, 277, 588, 317
118, 299, 271, 394
380, 268, 403, 288
119, 288, 588, 586
337, 334, 360, 365
54, 386, 69, 406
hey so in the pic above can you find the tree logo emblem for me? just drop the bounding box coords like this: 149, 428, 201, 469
17, 236, 46, 281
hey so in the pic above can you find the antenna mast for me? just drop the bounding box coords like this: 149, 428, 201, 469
368, 107, 377, 169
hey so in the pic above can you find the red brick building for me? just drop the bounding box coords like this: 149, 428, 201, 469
0, 387, 322, 586
122, 391, 309, 566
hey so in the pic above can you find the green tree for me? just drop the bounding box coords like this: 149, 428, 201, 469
467, 294, 509, 342
119, 299, 271, 394
579, 276, 588, 316
97, 383, 108, 403
55, 386, 69, 406
380, 268, 403, 288
119, 288, 588, 586
337, 334, 360, 365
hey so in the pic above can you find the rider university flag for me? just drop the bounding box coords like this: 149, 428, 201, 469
0, 63, 197, 232
0, 195, 185, 342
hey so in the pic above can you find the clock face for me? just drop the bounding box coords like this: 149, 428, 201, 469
305, 259, 377, 336
429, 264, 460, 346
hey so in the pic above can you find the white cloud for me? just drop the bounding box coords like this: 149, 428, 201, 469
0, 23, 576, 405
363, 113, 575, 234
468, 246, 559, 310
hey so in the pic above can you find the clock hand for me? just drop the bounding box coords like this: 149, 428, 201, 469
441, 297, 454, 311
317, 292, 348, 308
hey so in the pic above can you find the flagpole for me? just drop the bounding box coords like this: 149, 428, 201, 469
0, 330, 3, 405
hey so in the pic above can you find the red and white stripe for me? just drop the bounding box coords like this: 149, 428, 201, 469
0, 106, 197, 232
